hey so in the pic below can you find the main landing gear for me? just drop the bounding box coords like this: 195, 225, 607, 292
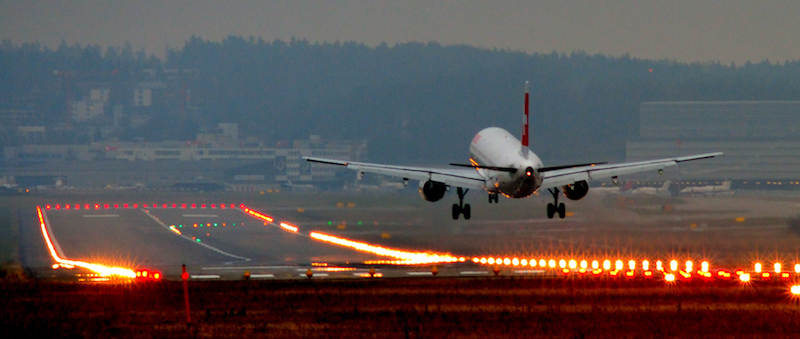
452, 187, 471, 220
547, 188, 566, 219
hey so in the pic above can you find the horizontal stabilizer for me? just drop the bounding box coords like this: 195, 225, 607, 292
538, 162, 607, 173
449, 163, 518, 173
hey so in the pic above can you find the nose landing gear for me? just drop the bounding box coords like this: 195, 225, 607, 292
547, 188, 566, 219
452, 187, 471, 220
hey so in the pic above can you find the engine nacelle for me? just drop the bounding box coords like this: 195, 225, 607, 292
562, 180, 589, 201
418, 180, 447, 202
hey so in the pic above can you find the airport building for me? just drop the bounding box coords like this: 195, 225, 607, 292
626, 101, 800, 185
2, 124, 366, 190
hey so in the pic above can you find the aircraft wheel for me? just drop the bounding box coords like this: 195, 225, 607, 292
558, 203, 566, 219
547, 203, 555, 219
463, 204, 471, 220
452, 204, 461, 220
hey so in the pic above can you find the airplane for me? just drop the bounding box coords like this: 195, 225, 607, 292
591, 180, 634, 195
629, 180, 672, 195
303, 82, 722, 220
679, 180, 732, 196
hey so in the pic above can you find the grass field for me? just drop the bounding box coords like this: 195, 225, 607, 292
2, 277, 800, 338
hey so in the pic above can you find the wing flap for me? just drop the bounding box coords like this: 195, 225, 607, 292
540, 152, 722, 190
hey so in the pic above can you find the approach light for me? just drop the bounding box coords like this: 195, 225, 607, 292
615, 260, 623, 271
755, 263, 762, 273
591, 260, 599, 270
548, 259, 556, 268
520, 259, 528, 266
685, 261, 693, 273
792, 286, 800, 295
512, 258, 519, 266
670, 260, 678, 271
568, 259, 577, 269
628, 260, 636, 271
701, 261, 709, 273
740, 273, 751, 282
580, 260, 588, 269
642, 260, 649, 271
775, 263, 782, 273
603, 260, 611, 270
559, 259, 566, 268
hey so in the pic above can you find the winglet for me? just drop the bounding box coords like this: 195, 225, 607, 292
521, 81, 530, 159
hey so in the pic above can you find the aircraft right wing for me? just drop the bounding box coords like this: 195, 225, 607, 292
302, 156, 487, 190
539, 152, 723, 189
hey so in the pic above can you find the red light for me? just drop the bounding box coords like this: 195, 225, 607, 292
762, 272, 771, 279
239, 204, 245, 209
143, 204, 148, 208
124, 204, 129, 209
230, 204, 235, 209
55, 205, 61, 210
561, 268, 570, 275
65, 205, 70, 210
644, 270, 653, 277
84, 204, 90, 209
625, 270, 635, 278
172, 204, 177, 208
94, 204, 99, 209
609, 270, 618, 276
114, 204, 119, 209
201, 204, 206, 209
191, 204, 196, 209
181, 204, 186, 209
211, 204, 216, 209
782, 272, 791, 279
46, 205, 51, 210
104, 204, 109, 209
162, 204, 167, 209
153, 203, 158, 208
592, 269, 602, 276
220, 204, 226, 209
133, 204, 138, 208
75, 204, 80, 210
154, 272, 161, 280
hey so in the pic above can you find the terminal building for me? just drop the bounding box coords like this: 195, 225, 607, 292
626, 101, 800, 188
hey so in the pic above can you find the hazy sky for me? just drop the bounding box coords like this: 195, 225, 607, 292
2, 1, 798, 64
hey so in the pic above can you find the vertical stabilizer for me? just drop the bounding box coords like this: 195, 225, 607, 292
521, 81, 530, 159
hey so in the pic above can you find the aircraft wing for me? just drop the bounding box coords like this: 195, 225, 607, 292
302, 156, 487, 190
539, 152, 723, 190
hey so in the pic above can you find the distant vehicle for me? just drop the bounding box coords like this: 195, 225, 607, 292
680, 180, 732, 196
630, 180, 672, 196
304, 82, 722, 220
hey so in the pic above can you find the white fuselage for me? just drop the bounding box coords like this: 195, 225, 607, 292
468, 127, 544, 198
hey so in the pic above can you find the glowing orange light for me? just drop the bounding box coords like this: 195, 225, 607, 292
642, 260, 649, 271
36, 206, 136, 279
591, 260, 599, 270
762, 272, 771, 279
309, 232, 460, 264
755, 263, 762, 273
795, 264, 800, 274
503, 258, 511, 266
592, 269, 602, 275
548, 259, 556, 268
791, 285, 800, 295
279, 222, 299, 233
488, 257, 495, 265
245, 208, 274, 223
615, 260, 623, 271
781, 272, 790, 279
539, 259, 546, 267
603, 260, 611, 270
628, 260, 636, 271
685, 261, 693, 273
701, 261, 709, 273
740, 273, 750, 282
568, 259, 577, 269
774, 263, 782, 273
644, 270, 653, 277
512, 258, 519, 266
656, 260, 663, 271
480, 257, 487, 264
580, 260, 587, 269
561, 268, 570, 275
578, 268, 586, 274
625, 270, 635, 278
520, 259, 528, 266
665, 273, 675, 282
669, 260, 678, 271
559, 259, 566, 269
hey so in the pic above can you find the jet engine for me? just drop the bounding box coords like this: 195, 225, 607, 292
419, 180, 447, 202
562, 180, 589, 200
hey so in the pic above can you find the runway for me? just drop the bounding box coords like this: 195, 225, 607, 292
18, 191, 800, 281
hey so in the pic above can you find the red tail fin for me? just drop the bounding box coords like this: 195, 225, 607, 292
521, 81, 530, 158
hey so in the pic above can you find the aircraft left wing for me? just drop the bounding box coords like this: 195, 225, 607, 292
539, 152, 723, 189
302, 156, 487, 190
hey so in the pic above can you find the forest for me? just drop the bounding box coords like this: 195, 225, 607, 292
2, 36, 800, 163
